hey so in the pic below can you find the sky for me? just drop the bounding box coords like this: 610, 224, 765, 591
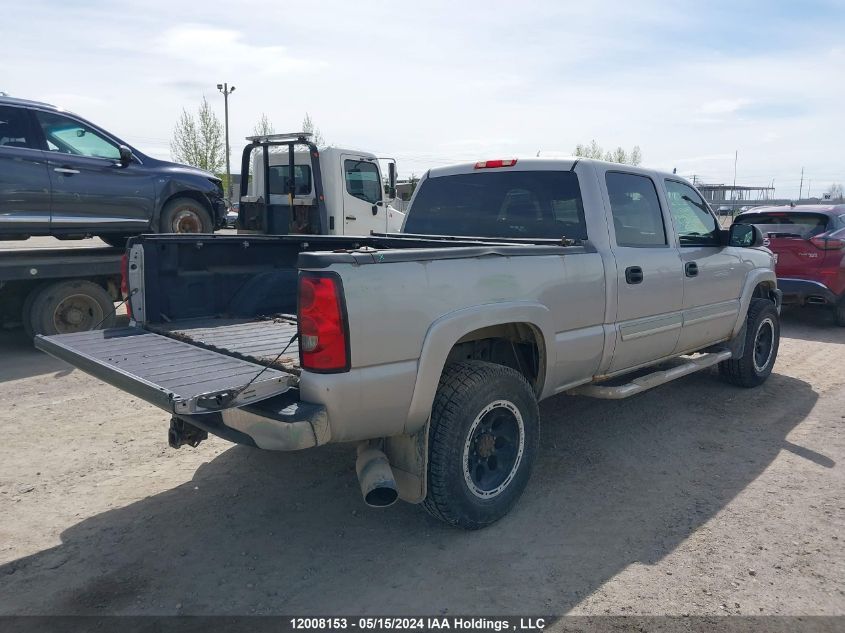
2, 0, 843, 199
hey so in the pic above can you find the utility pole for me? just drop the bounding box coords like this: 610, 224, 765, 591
732, 150, 738, 200
216, 82, 236, 202
807, 180, 811, 199
798, 167, 804, 201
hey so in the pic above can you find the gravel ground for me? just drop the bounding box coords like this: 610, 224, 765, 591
0, 297, 843, 616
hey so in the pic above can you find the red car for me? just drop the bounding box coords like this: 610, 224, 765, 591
734, 204, 845, 326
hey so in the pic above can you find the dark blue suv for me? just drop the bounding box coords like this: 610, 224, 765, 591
0, 96, 225, 246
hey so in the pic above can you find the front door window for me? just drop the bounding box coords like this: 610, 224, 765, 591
344, 160, 381, 204
664, 180, 719, 246
34, 111, 120, 160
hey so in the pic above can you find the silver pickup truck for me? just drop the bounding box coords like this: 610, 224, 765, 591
36, 157, 782, 529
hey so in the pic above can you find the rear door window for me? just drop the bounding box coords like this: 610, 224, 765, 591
405, 170, 586, 239
606, 172, 667, 247
0, 105, 37, 149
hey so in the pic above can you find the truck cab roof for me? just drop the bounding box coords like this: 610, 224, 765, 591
426, 157, 678, 182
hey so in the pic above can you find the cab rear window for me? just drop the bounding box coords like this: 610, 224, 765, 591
268, 165, 312, 196
405, 170, 586, 240
735, 212, 829, 238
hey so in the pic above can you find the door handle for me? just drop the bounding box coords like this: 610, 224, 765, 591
625, 266, 644, 284
53, 167, 80, 175
685, 262, 699, 277
345, 215, 356, 221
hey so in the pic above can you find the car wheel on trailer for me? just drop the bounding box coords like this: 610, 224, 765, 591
423, 361, 539, 530
27, 280, 116, 336
718, 298, 780, 388
160, 198, 213, 234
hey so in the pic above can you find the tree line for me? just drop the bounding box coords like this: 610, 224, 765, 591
170, 97, 325, 179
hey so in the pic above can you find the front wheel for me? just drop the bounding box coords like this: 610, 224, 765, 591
834, 297, 845, 327
423, 361, 539, 530
160, 198, 213, 234
719, 298, 780, 388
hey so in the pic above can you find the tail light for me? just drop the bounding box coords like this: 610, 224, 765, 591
810, 235, 845, 250
120, 253, 132, 319
297, 272, 349, 373
474, 159, 517, 169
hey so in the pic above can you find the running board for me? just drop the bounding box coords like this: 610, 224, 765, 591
571, 350, 732, 399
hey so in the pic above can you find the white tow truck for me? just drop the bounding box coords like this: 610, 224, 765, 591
237, 133, 404, 236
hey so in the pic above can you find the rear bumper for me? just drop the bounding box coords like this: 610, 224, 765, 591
777, 278, 839, 305
176, 388, 330, 451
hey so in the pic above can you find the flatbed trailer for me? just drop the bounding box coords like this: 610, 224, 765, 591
0, 245, 123, 336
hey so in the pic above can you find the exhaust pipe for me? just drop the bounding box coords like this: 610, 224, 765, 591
355, 442, 398, 507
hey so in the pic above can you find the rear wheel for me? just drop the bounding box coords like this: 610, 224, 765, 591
160, 198, 213, 234
21, 283, 47, 338
718, 298, 780, 388
423, 361, 539, 530
27, 280, 115, 336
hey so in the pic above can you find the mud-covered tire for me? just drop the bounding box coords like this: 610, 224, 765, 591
718, 298, 780, 388
423, 361, 539, 530
28, 280, 115, 336
160, 198, 213, 234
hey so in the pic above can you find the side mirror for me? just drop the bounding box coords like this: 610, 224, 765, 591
729, 223, 765, 248
388, 162, 397, 199
118, 145, 133, 167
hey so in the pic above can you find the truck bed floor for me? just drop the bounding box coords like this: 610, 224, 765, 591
150, 316, 300, 374
35, 327, 295, 413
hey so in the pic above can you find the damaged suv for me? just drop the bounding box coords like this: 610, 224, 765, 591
0, 95, 226, 245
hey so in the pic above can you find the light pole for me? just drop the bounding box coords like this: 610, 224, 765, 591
216, 83, 235, 202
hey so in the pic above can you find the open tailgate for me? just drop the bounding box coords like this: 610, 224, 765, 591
35, 327, 296, 414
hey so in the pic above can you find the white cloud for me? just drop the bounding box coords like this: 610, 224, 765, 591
156, 25, 325, 76
697, 98, 753, 115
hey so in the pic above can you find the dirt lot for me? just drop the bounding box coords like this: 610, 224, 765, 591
0, 298, 843, 615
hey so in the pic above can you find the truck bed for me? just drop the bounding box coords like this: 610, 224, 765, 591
37, 233, 571, 417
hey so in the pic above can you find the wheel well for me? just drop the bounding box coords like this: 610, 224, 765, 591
753, 281, 776, 301
444, 323, 545, 394
159, 191, 212, 228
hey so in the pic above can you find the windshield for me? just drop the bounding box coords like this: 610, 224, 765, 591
735, 212, 830, 239
405, 170, 586, 240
